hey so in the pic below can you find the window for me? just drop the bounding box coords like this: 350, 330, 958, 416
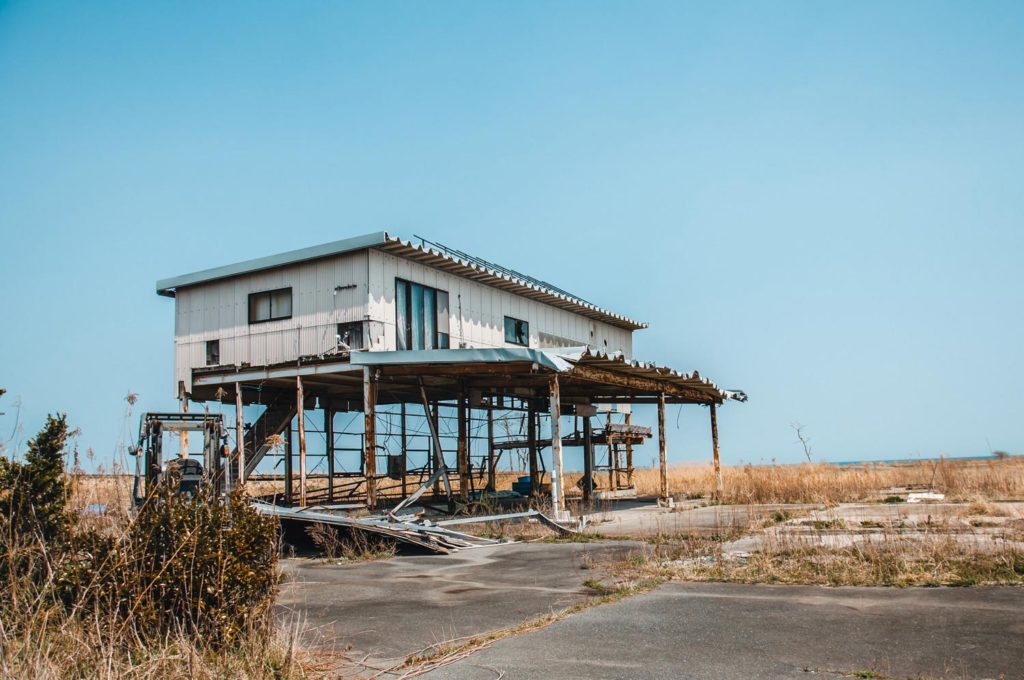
504, 316, 529, 346
205, 340, 220, 366
336, 321, 364, 350
395, 279, 450, 350
248, 287, 292, 323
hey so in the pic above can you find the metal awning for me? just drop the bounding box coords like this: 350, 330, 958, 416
190, 346, 745, 406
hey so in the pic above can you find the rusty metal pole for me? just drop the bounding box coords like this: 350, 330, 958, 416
325, 403, 334, 503
234, 383, 245, 489
296, 376, 307, 506
457, 388, 469, 503
178, 383, 189, 459
549, 375, 565, 519
400, 402, 408, 499
363, 366, 377, 509
527, 399, 538, 497
582, 415, 593, 503
283, 421, 293, 505
658, 392, 669, 506
710, 402, 723, 501
486, 402, 496, 493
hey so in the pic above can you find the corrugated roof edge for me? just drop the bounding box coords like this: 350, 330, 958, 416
155, 231, 389, 296
154, 230, 648, 330
379, 235, 649, 331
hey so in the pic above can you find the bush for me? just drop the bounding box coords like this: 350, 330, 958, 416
0, 414, 285, 676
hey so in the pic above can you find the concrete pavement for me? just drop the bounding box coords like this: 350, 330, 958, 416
423, 582, 1024, 679
276, 541, 638, 665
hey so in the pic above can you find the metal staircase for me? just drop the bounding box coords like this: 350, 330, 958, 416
228, 393, 296, 486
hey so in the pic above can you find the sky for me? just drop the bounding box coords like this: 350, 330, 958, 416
1, 1, 1022, 472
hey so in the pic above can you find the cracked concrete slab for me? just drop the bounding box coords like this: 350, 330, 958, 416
422, 582, 1024, 679
276, 541, 638, 665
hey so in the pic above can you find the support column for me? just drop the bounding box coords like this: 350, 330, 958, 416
363, 366, 378, 509
457, 388, 469, 502
527, 398, 538, 496
582, 414, 593, 503
658, 392, 669, 506
549, 375, 565, 519
234, 383, 245, 489
296, 377, 307, 506
624, 411, 634, 488
400, 402, 408, 499
283, 421, 293, 505
178, 383, 189, 459
710, 402, 723, 501
325, 404, 334, 503
486, 402, 496, 493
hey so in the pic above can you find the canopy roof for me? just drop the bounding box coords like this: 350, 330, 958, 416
190, 346, 746, 406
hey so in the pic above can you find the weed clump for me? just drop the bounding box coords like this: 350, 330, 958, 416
0, 413, 285, 677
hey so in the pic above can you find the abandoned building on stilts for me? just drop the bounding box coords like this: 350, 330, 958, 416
156, 232, 746, 519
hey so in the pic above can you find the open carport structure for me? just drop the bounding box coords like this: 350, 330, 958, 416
190, 346, 746, 517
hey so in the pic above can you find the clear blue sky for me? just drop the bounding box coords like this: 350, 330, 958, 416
1, 1, 1021, 470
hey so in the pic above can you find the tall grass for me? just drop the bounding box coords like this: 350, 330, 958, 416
0, 414, 293, 679
629, 457, 1024, 504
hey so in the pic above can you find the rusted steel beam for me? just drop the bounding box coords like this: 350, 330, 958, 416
363, 366, 378, 509
582, 415, 593, 503
457, 386, 469, 503
296, 376, 307, 506
235, 382, 245, 488
549, 375, 565, 518
527, 398, 538, 496
486, 404, 496, 492
567, 364, 716, 403
325, 404, 334, 503
710, 403, 723, 500
658, 393, 668, 505
179, 383, 189, 460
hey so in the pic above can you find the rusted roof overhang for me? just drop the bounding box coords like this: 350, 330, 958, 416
154, 232, 648, 331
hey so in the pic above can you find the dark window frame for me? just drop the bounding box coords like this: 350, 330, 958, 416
248, 287, 293, 324
504, 316, 529, 347
205, 339, 220, 366
395, 278, 450, 350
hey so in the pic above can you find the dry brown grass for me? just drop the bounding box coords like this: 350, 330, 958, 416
85, 457, 1024, 511
629, 457, 1024, 504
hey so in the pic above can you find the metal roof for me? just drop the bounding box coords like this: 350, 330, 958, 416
155, 231, 647, 331
351, 346, 747, 404
155, 231, 389, 296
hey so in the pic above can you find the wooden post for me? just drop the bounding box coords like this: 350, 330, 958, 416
431, 400, 441, 497
325, 404, 334, 503
624, 410, 634, 488
363, 366, 377, 509
178, 383, 189, 459
527, 399, 538, 496
658, 392, 668, 505
486, 402, 496, 492
582, 414, 593, 503
710, 402, 723, 501
296, 376, 307, 506
457, 388, 469, 503
400, 402, 408, 499
234, 383, 245, 488
283, 421, 293, 505
549, 375, 565, 518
